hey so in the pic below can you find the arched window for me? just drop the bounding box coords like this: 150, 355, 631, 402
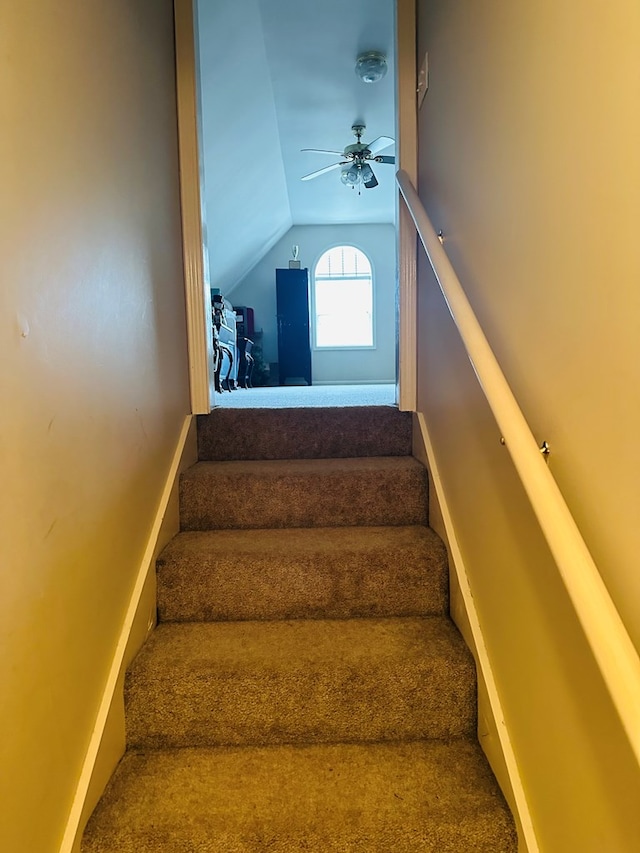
313, 245, 373, 348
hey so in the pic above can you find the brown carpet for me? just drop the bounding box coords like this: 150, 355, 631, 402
157, 525, 448, 622
82, 741, 514, 853
180, 457, 428, 530
82, 405, 517, 852
197, 405, 412, 460
125, 617, 476, 750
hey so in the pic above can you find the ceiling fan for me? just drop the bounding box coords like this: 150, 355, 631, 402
301, 125, 395, 190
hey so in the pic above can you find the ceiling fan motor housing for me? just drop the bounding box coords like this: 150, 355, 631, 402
344, 143, 371, 159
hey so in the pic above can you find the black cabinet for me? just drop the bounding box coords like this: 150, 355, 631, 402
276, 268, 312, 386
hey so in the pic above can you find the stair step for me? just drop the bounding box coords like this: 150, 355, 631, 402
197, 405, 413, 460
81, 740, 517, 853
125, 617, 475, 749
157, 525, 448, 622
179, 456, 428, 531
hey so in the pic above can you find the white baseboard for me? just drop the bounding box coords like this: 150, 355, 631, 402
312, 379, 395, 386
59, 414, 197, 853
414, 412, 539, 853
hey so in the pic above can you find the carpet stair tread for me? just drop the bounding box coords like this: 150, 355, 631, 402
125, 617, 476, 749
157, 525, 448, 622
179, 456, 428, 530
82, 405, 518, 851
197, 405, 413, 460
81, 739, 517, 853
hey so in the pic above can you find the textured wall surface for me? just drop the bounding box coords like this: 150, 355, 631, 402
0, 2, 190, 850
415, 1, 640, 850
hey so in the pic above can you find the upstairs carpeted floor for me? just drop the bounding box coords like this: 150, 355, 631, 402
214, 383, 397, 408
82, 405, 517, 852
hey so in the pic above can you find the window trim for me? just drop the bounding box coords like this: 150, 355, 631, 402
311, 243, 376, 351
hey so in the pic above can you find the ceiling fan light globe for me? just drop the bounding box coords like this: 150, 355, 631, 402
341, 165, 361, 187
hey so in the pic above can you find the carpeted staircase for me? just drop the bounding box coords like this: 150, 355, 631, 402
82, 405, 517, 852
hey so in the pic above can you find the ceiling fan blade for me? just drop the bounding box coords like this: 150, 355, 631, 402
301, 161, 347, 181
363, 169, 379, 189
374, 155, 395, 164
367, 135, 395, 155
301, 148, 345, 156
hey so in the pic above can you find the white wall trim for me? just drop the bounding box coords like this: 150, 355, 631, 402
396, 0, 417, 412
312, 379, 395, 386
416, 411, 540, 853
58, 414, 195, 853
174, 0, 213, 415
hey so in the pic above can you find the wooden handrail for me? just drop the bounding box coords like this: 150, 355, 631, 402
396, 168, 640, 764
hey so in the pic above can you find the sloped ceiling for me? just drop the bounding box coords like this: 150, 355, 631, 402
196, 0, 396, 293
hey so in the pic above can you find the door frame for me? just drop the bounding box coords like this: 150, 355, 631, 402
396, 0, 418, 411
174, 0, 417, 412
174, 0, 214, 414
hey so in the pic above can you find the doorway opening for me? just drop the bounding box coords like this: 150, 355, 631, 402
175, 0, 416, 413
193, 0, 398, 409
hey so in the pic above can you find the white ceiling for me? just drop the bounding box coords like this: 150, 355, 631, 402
196, 0, 396, 292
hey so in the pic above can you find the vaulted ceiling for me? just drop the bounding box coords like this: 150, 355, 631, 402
196, 0, 396, 292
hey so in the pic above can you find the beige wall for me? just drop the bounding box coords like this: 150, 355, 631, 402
0, 3, 190, 851
416, 1, 640, 850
